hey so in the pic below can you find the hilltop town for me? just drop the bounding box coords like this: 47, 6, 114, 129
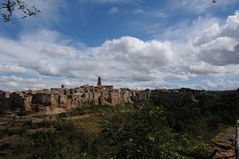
0, 77, 203, 114
0, 77, 150, 113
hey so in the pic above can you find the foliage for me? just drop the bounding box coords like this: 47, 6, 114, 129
0, 0, 40, 22
2, 90, 239, 158
59, 103, 136, 118
107, 106, 211, 159
150, 90, 239, 140
17, 121, 98, 159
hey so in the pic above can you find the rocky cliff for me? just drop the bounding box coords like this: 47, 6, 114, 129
0, 84, 151, 113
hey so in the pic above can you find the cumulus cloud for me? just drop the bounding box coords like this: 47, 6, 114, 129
33, 61, 61, 76
41, 45, 76, 58
188, 62, 225, 75
95, 36, 182, 82
0, 26, 239, 90
0, 31, 177, 89
97, 36, 174, 68
193, 11, 239, 66
1, 10, 239, 90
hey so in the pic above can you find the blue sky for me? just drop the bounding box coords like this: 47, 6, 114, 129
0, 0, 239, 91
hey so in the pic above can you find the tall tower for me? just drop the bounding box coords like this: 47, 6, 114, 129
97, 76, 102, 86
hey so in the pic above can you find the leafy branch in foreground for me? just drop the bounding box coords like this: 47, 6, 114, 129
0, 0, 40, 22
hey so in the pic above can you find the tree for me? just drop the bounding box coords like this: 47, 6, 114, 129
0, 0, 39, 22
108, 106, 211, 159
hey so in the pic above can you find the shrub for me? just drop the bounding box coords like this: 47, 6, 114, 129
109, 106, 211, 159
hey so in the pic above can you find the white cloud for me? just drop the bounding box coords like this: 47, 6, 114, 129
0, 75, 80, 91
132, 9, 167, 19
203, 80, 215, 89
161, 16, 220, 42
12, 0, 66, 27
1, 10, 239, 90
193, 11, 239, 66
41, 45, 76, 58
133, 9, 144, 14
0, 31, 176, 89
188, 62, 225, 75
79, 0, 137, 4
94, 36, 176, 81
0, 65, 28, 74
203, 79, 239, 90
172, 0, 238, 14
34, 61, 61, 76
109, 7, 119, 14
0, 27, 239, 90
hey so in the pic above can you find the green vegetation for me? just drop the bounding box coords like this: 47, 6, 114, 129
149, 90, 239, 141
59, 103, 135, 117
107, 106, 210, 159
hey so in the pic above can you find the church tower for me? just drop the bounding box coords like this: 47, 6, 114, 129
97, 77, 102, 86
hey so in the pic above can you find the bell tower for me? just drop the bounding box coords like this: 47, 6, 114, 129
97, 77, 102, 86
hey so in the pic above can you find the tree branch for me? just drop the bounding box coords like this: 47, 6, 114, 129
0, 0, 39, 22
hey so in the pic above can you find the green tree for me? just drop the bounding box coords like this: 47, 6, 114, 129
110, 106, 210, 159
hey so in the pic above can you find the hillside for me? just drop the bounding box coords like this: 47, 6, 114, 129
0, 88, 239, 158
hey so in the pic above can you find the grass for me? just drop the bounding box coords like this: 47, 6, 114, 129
58, 103, 136, 118
71, 116, 102, 135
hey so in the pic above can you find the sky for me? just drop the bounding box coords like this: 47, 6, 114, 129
0, 0, 239, 91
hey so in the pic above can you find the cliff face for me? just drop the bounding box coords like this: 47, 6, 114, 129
0, 85, 150, 113
0, 84, 204, 113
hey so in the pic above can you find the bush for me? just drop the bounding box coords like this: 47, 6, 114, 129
108, 106, 211, 159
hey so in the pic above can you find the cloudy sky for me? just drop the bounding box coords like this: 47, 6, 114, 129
0, 0, 239, 91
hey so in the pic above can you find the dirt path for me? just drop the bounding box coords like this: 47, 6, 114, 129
210, 127, 236, 159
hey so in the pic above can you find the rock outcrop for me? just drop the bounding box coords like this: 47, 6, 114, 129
210, 128, 236, 159
0, 79, 204, 113
0, 81, 149, 113
1, 76, 207, 114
